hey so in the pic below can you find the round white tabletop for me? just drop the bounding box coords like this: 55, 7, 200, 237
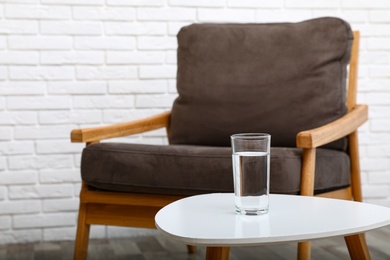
155, 193, 390, 247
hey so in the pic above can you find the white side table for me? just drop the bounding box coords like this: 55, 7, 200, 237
155, 193, 390, 260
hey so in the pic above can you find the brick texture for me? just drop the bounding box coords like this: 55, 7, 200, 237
0, 1, 389, 245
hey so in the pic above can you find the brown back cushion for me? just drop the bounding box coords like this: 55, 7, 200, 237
169, 17, 353, 150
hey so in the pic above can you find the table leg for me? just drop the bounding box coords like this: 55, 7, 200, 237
205, 247, 230, 260
344, 233, 371, 260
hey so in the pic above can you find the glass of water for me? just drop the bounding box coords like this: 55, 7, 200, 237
231, 133, 271, 215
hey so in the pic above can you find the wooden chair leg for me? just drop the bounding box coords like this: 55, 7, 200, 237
187, 245, 196, 254
349, 131, 363, 202
298, 241, 311, 260
298, 148, 316, 260
206, 247, 230, 260
74, 203, 90, 260
345, 233, 371, 260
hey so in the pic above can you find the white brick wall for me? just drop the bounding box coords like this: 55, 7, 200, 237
0, 1, 390, 245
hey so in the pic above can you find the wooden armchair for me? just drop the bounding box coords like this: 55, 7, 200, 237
72, 18, 368, 260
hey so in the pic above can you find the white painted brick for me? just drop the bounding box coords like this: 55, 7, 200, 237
43, 198, 79, 212
228, 0, 283, 8
39, 111, 102, 125
105, 22, 165, 35
40, 170, 80, 184
365, 25, 390, 37
285, 0, 340, 8
0, 111, 37, 125
8, 155, 73, 170
360, 52, 390, 66
368, 38, 390, 50
7, 96, 71, 110
0, 141, 35, 155
76, 66, 137, 80
9, 184, 74, 199
369, 106, 390, 118
109, 80, 167, 93
0, 37, 6, 49
5, 4, 71, 20
73, 6, 135, 21
0, 66, 7, 80
0, 97, 5, 109
369, 172, 390, 184
14, 125, 73, 140
74, 155, 81, 170
359, 132, 390, 146
369, 10, 390, 23
42, 0, 104, 5
0, 20, 38, 34
13, 213, 75, 229
9, 66, 74, 80
170, 0, 226, 7
42, 51, 104, 65
366, 93, 390, 105
135, 94, 177, 108
0, 128, 12, 141
198, 9, 256, 23
0, 217, 11, 230
107, 51, 165, 64
342, 0, 390, 9
0, 0, 38, 3
165, 50, 176, 64
362, 185, 390, 198
0, 186, 6, 200
137, 8, 196, 21
168, 79, 177, 93
73, 95, 135, 109
75, 36, 135, 50
0, 171, 37, 185
0, 81, 45, 95
43, 227, 78, 241
137, 36, 177, 50
0, 200, 41, 215
107, 0, 163, 6
40, 21, 102, 35
8, 36, 72, 50
0, 157, 5, 172
0, 229, 42, 244
139, 65, 176, 79
48, 81, 106, 94
371, 119, 390, 132
0, 50, 39, 65
256, 10, 313, 23
36, 140, 83, 154
361, 158, 389, 172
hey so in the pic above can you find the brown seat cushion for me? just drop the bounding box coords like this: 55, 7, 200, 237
169, 17, 353, 151
81, 143, 350, 196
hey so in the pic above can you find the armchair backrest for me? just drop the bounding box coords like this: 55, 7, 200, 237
169, 17, 354, 151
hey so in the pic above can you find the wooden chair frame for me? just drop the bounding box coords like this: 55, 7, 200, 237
71, 31, 368, 260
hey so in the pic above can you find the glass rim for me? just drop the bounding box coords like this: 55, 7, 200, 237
231, 133, 270, 140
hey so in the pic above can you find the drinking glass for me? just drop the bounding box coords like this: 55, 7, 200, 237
231, 133, 271, 215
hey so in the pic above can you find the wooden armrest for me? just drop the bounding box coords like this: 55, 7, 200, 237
71, 111, 171, 143
296, 104, 368, 148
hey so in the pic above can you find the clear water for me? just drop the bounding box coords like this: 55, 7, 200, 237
233, 151, 270, 215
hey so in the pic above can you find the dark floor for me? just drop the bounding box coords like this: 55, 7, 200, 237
0, 225, 389, 259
